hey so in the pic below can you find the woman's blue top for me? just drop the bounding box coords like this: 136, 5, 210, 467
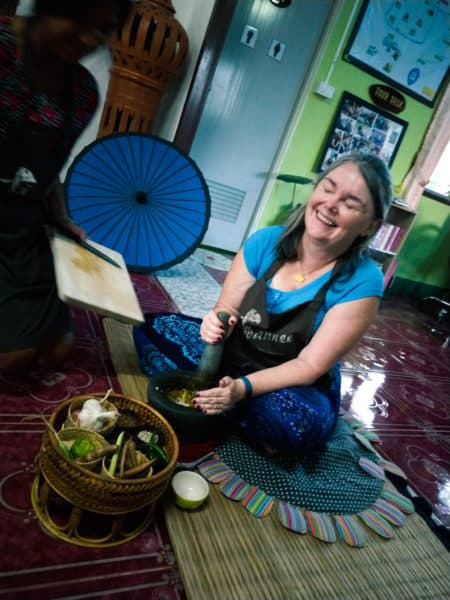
243, 225, 384, 334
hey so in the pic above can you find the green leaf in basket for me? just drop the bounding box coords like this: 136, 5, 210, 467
59, 441, 72, 458
148, 432, 169, 464
70, 436, 96, 459
152, 443, 169, 464
108, 431, 125, 477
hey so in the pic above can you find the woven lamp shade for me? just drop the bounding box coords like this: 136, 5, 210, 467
98, 0, 189, 137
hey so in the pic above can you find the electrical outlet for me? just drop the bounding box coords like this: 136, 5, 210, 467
315, 81, 335, 99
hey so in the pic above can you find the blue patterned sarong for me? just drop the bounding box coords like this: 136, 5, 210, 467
134, 312, 340, 455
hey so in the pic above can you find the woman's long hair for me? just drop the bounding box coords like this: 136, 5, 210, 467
276, 152, 392, 268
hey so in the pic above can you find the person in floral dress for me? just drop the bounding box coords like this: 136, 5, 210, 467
0, 0, 130, 372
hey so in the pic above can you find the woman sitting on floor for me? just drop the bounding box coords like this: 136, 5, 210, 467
191, 152, 392, 454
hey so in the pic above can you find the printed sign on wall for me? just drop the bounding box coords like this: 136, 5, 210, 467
344, 0, 449, 107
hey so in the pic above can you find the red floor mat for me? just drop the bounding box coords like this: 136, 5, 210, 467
0, 274, 186, 600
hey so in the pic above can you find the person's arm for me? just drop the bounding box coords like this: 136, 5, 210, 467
194, 295, 379, 414
200, 249, 255, 343
45, 179, 87, 240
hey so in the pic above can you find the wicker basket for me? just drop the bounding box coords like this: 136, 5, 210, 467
38, 393, 179, 514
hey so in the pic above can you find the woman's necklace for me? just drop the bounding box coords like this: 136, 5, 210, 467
293, 258, 333, 283
293, 266, 310, 283
294, 271, 307, 283
293, 260, 314, 283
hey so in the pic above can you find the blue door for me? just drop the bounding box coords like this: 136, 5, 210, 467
190, 0, 333, 252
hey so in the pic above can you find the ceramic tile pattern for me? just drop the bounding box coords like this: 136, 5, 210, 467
154, 249, 232, 317
341, 300, 450, 529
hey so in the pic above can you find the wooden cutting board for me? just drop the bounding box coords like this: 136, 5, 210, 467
51, 232, 144, 324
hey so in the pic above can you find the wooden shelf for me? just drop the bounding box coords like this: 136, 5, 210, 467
390, 200, 416, 215
369, 199, 416, 289
369, 247, 396, 258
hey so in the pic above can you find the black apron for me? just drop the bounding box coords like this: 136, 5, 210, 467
220, 258, 343, 387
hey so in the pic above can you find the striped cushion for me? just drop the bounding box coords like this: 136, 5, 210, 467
378, 460, 408, 480
372, 498, 406, 527
356, 429, 381, 444
334, 514, 367, 547
353, 431, 379, 454
277, 502, 308, 534
358, 509, 394, 538
242, 486, 273, 517
359, 457, 385, 481
220, 475, 252, 500
381, 488, 415, 514
305, 511, 336, 543
198, 456, 233, 483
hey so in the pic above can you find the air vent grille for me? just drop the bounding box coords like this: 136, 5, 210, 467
206, 179, 246, 224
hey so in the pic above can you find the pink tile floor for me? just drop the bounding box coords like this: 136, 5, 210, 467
340, 299, 450, 530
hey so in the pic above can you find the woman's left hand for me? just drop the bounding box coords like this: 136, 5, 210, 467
193, 376, 244, 415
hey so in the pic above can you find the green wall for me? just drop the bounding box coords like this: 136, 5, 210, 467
258, 0, 448, 298
388, 195, 449, 298
399, 198, 448, 285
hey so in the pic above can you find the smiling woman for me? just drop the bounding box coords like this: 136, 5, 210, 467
136, 152, 393, 456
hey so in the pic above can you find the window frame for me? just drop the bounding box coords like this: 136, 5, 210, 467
423, 140, 450, 206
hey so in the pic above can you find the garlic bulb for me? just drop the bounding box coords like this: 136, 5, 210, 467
78, 398, 117, 431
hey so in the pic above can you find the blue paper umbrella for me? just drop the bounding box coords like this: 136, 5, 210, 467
64, 133, 211, 272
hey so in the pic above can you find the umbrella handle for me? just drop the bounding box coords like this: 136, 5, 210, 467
196, 311, 230, 382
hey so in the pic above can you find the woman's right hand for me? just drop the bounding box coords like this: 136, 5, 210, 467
200, 311, 236, 344
199, 249, 252, 344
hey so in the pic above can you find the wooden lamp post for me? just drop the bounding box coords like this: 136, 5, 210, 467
98, 0, 189, 137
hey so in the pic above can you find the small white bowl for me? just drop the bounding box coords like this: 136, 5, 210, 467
171, 471, 209, 510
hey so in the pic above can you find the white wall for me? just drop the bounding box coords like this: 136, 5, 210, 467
16, 0, 215, 180
153, 0, 215, 141
59, 48, 111, 180
16, 0, 32, 14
